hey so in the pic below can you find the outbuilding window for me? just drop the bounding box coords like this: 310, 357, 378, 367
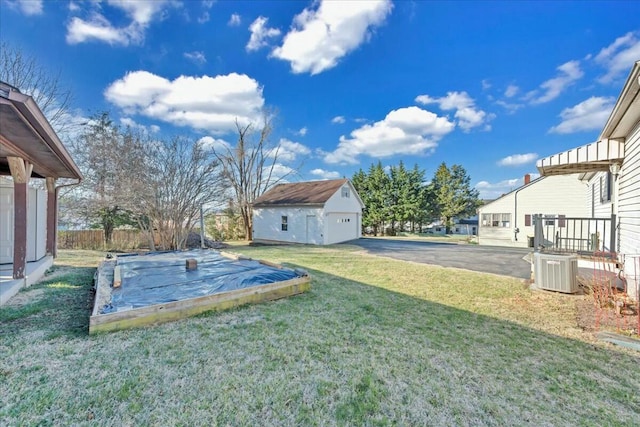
341, 186, 350, 198
281, 216, 288, 231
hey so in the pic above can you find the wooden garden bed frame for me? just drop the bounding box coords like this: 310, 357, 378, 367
89, 251, 311, 334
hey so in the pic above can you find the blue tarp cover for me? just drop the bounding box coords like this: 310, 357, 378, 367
101, 250, 302, 314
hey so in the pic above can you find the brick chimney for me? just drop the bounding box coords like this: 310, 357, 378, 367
524, 174, 531, 185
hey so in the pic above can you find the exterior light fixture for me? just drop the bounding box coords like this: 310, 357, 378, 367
609, 162, 622, 176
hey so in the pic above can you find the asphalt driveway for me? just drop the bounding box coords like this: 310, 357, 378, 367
348, 238, 532, 279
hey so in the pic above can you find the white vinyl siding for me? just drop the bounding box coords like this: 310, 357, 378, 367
589, 171, 613, 218
0, 182, 48, 264
252, 181, 363, 245
478, 174, 587, 248
253, 207, 324, 244
619, 123, 640, 271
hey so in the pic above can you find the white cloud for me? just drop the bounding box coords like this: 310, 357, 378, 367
198, 12, 210, 24
268, 163, 296, 181
105, 71, 265, 134
475, 177, 528, 199
271, 0, 393, 75
415, 91, 494, 132
549, 96, 615, 134
481, 79, 491, 90
184, 51, 207, 65
324, 106, 454, 165
119, 117, 161, 134
497, 153, 538, 167
5, 0, 43, 15
68, 1, 80, 12
495, 100, 523, 114
297, 127, 308, 136
67, 14, 129, 45
311, 168, 341, 180
246, 16, 281, 51
66, 0, 172, 46
228, 13, 241, 26
331, 115, 346, 124
273, 138, 311, 162
526, 60, 583, 104
504, 85, 519, 98
595, 31, 640, 84
198, 136, 231, 152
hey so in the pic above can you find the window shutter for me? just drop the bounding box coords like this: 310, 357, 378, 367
525, 214, 531, 227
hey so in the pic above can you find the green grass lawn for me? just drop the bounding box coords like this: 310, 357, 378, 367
2, 246, 639, 426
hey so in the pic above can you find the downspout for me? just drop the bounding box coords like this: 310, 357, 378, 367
514, 186, 523, 242
513, 174, 530, 242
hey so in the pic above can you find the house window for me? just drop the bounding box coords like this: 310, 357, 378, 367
600, 172, 612, 202
544, 215, 556, 226
341, 186, 350, 198
281, 216, 288, 231
482, 213, 511, 227
525, 214, 531, 227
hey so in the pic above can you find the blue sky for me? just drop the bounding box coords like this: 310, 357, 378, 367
2, 0, 639, 199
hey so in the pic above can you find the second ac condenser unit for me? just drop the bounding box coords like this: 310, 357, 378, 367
534, 253, 578, 293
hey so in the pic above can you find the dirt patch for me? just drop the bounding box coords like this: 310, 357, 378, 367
5, 266, 77, 307
576, 295, 639, 336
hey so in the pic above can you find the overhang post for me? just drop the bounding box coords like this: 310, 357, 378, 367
46, 177, 57, 257
8, 156, 32, 279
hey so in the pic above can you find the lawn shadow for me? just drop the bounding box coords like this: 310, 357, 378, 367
0, 264, 96, 340
2, 255, 640, 426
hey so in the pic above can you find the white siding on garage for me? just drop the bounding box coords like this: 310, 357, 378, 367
252, 207, 324, 244
323, 183, 362, 244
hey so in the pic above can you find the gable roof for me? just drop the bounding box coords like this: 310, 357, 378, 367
478, 176, 546, 210
253, 179, 349, 207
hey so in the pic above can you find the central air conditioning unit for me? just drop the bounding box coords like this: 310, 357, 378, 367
534, 253, 578, 293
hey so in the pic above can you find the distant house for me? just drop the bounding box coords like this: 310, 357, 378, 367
252, 179, 364, 245
424, 217, 478, 235
0, 82, 82, 305
478, 173, 588, 247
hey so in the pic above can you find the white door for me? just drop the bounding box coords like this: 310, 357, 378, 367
0, 186, 13, 263
306, 215, 321, 245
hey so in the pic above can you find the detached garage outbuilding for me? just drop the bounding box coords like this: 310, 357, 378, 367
252, 179, 364, 245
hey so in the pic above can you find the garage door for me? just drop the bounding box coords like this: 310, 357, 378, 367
327, 213, 358, 244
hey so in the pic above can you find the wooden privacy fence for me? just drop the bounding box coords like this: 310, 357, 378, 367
58, 230, 151, 250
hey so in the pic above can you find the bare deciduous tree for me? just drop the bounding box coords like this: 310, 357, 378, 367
0, 41, 73, 134
132, 137, 227, 250
212, 114, 293, 240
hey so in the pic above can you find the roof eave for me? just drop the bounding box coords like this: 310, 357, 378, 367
1, 83, 82, 180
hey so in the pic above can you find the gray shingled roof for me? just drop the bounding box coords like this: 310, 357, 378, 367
253, 179, 348, 207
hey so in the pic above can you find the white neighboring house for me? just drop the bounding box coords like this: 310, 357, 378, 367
478, 173, 588, 248
536, 61, 640, 297
252, 179, 364, 245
